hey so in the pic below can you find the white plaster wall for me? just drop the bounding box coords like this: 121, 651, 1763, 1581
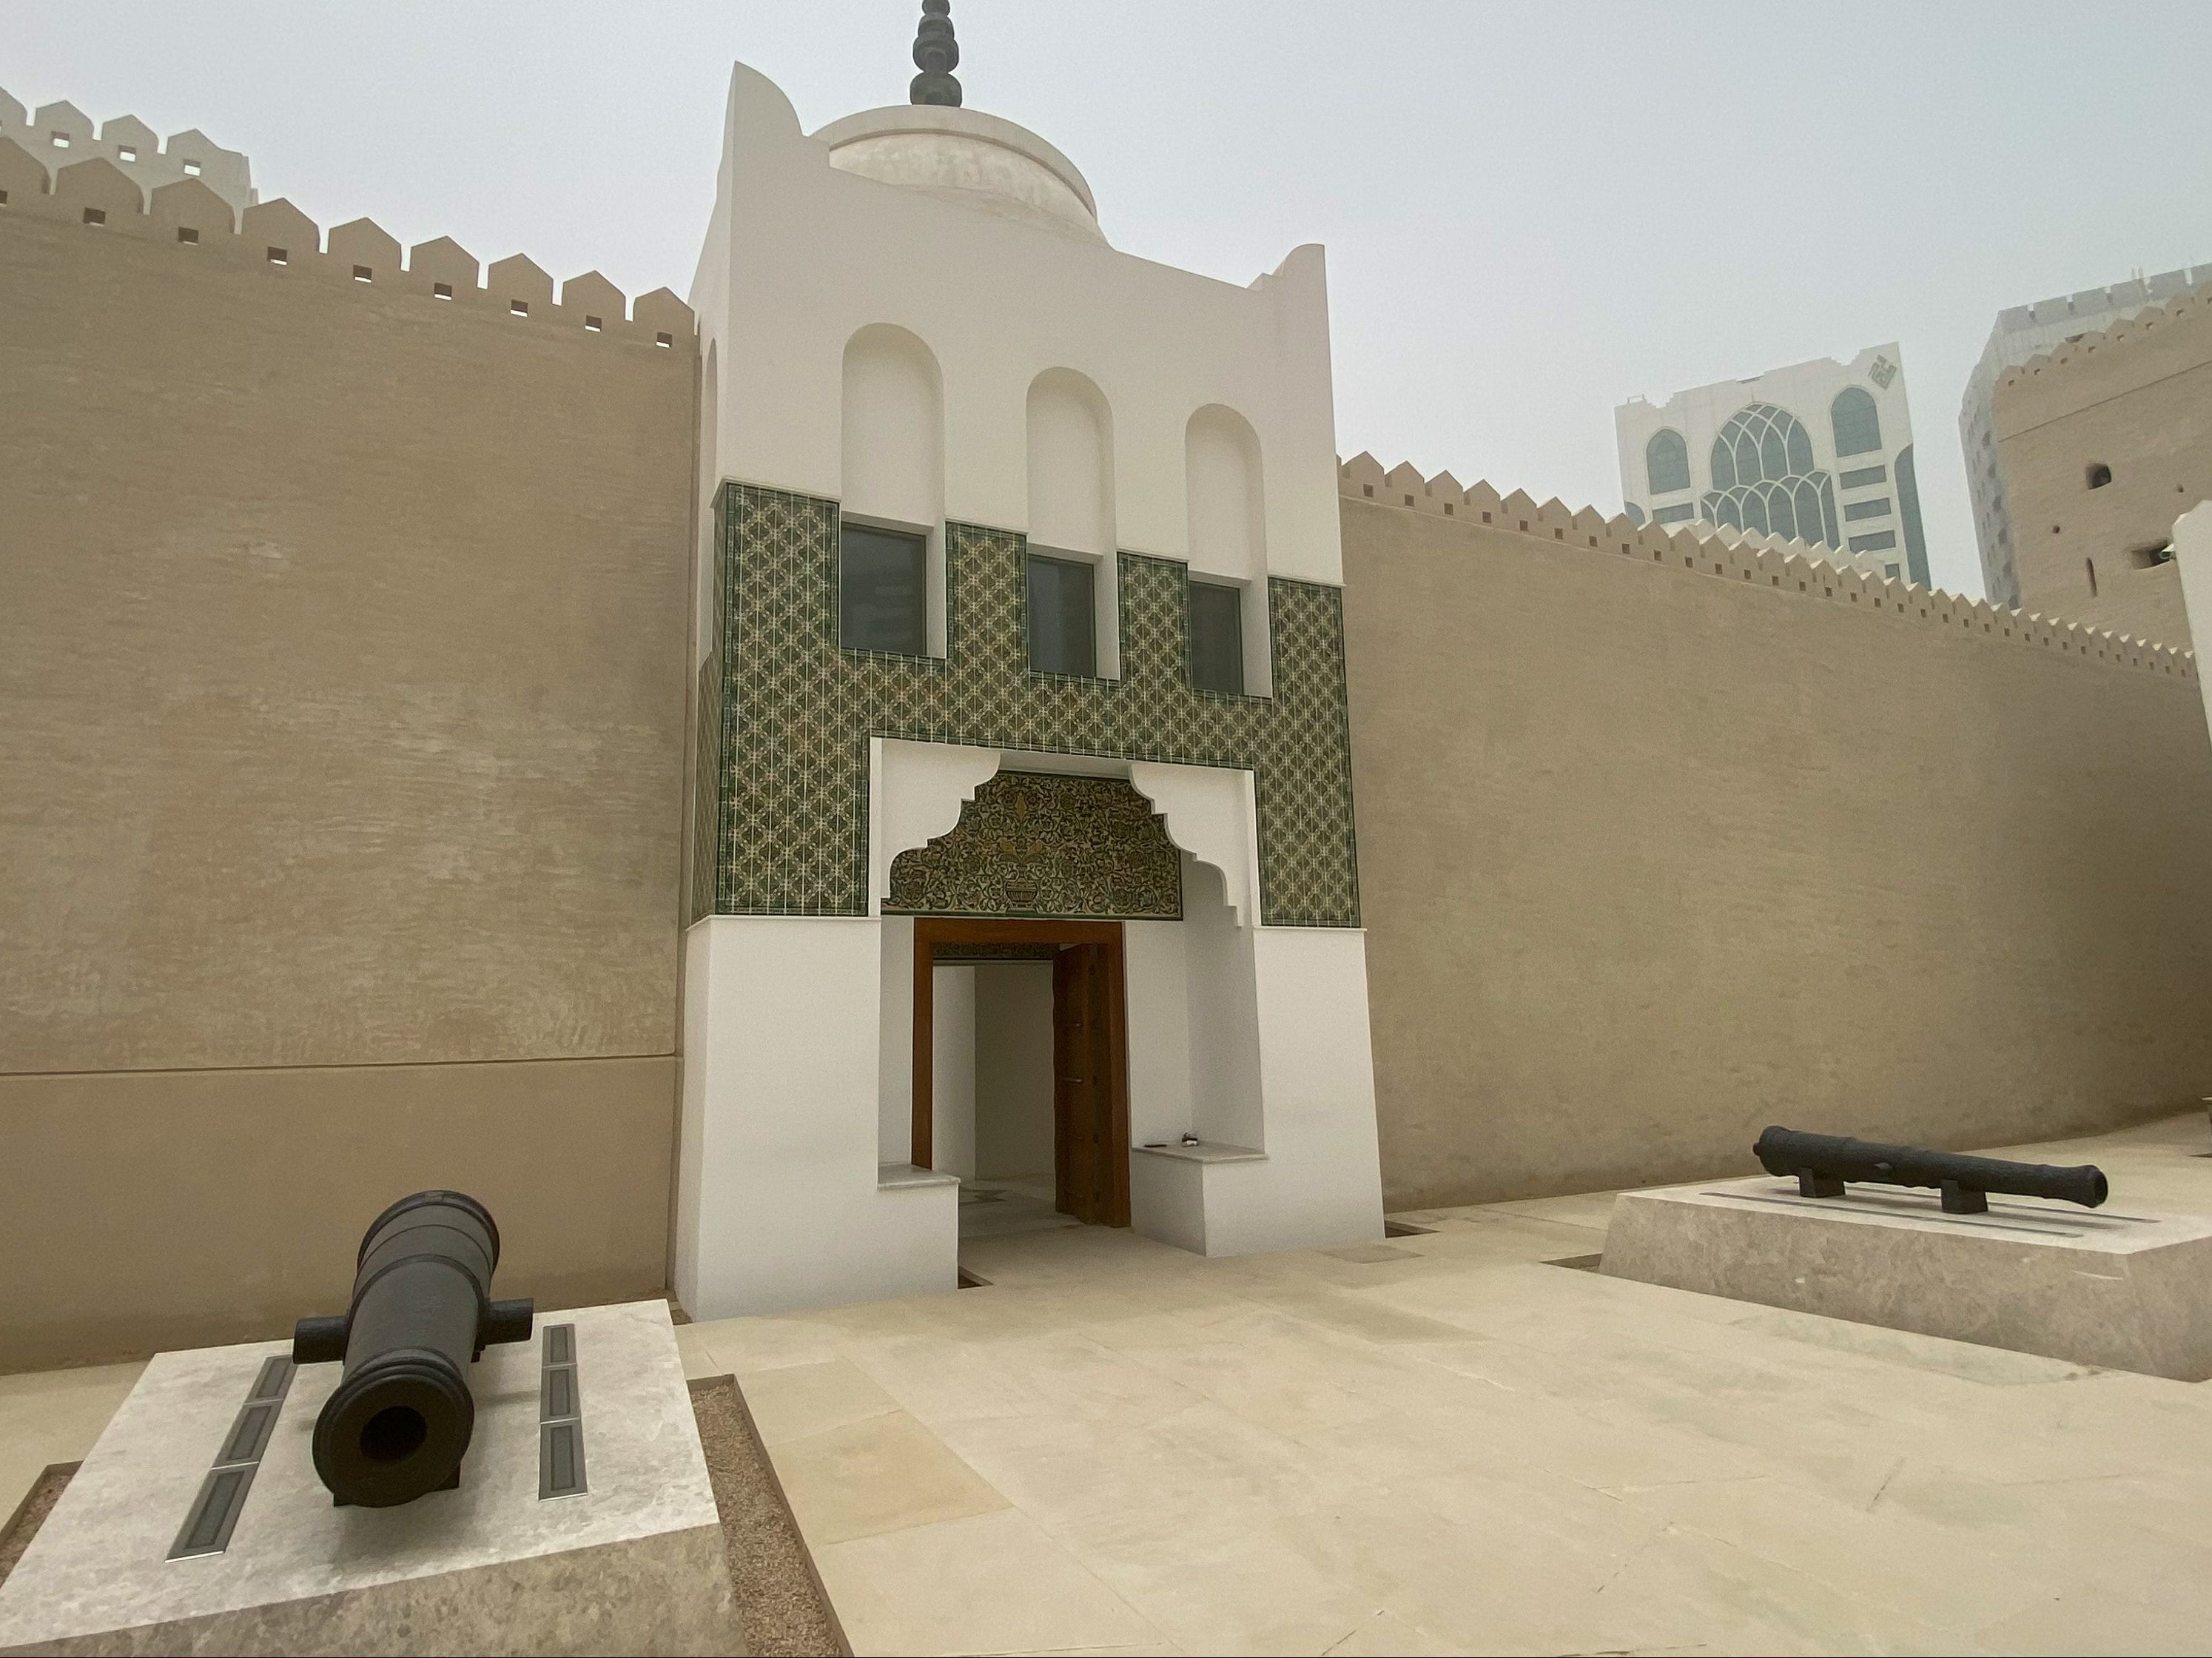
932, 964, 978, 1179
1182, 863, 1265, 1152
2175, 502, 2212, 742
1123, 916, 1193, 1147
974, 964, 1055, 1180
694, 64, 1342, 585
676, 914, 955, 1318
877, 914, 915, 1163
1129, 1152, 1206, 1254
1197, 927, 1385, 1256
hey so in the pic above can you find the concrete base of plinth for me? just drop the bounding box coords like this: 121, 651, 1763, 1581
0, 1301, 742, 1656
1601, 1177, 2212, 1380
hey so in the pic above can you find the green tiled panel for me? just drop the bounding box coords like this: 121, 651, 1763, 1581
712, 483, 1359, 927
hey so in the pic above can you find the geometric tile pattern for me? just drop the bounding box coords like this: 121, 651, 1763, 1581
701, 482, 1360, 927
887, 771, 1183, 921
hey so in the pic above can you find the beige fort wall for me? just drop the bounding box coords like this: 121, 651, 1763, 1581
1993, 288, 2212, 651
0, 149, 699, 1370
1339, 455, 2212, 1211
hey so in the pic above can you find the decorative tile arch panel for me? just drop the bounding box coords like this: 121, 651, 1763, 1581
696, 483, 1359, 927
887, 771, 1180, 919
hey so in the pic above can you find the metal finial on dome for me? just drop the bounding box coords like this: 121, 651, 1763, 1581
910, 0, 962, 107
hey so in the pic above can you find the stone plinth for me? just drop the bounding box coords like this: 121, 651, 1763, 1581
0, 1301, 741, 1656
1601, 1178, 2212, 1380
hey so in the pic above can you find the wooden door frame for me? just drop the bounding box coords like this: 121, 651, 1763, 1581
910, 917, 1131, 1226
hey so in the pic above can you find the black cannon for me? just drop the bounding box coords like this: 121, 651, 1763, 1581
292, 1191, 534, 1508
1753, 1126, 2108, 1215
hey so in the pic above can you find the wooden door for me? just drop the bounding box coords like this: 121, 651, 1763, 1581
1052, 942, 1129, 1225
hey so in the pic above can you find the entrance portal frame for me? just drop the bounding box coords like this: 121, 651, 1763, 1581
911, 917, 1132, 1228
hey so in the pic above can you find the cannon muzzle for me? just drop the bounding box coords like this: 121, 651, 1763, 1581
292, 1190, 534, 1508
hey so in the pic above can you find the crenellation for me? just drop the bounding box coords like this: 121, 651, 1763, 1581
1996, 289, 2210, 404
631, 288, 693, 348
149, 177, 237, 241
52, 156, 144, 226
0, 87, 255, 213
0, 160, 695, 352
30, 99, 95, 150
488, 252, 555, 317
0, 135, 49, 207
408, 234, 480, 300
1338, 454, 2193, 674
241, 197, 320, 268
561, 271, 628, 327
327, 217, 401, 282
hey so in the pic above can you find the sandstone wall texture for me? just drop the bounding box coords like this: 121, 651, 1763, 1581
1341, 475, 2212, 1210
0, 159, 698, 1368
1993, 289, 2212, 651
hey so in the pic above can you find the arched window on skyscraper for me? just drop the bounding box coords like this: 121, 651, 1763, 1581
1831, 386, 1881, 457
1701, 403, 1840, 548
1646, 429, 1690, 494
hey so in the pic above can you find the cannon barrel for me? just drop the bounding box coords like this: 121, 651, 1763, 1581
292, 1191, 534, 1508
1754, 1127, 2108, 1212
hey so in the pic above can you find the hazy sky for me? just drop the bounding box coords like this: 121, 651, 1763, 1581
9, 1, 2209, 599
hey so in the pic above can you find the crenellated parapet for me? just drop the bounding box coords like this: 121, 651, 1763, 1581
1991, 287, 2211, 436
1339, 452, 2195, 679
0, 142, 696, 351
0, 85, 254, 213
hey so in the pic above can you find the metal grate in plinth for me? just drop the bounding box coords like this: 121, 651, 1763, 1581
537, 1323, 586, 1499
169, 1355, 295, 1560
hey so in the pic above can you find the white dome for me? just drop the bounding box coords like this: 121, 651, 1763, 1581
813, 104, 1104, 245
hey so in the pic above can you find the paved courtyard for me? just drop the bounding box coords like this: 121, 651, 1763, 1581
5, 1114, 2209, 1656
677, 1113, 2212, 1657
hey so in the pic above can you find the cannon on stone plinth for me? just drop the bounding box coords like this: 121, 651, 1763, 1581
292, 1190, 534, 1507
1753, 1126, 2108, 1215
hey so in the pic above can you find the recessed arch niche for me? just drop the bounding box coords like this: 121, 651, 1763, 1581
1183, 404, 1271, 694
841, 323, 947, 653
1026, 369, 1120, 676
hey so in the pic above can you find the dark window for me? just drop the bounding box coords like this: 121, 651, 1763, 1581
1893, 445, 1929, 587
1840, 464, 1887, 488
1843, 497, 1892, 522
1652, 503, 1695, 523
2086, 463, 2112, 489
1189, 582, 1245, 694
2086, 557, 2098, 597
1645, 429, 1690, 494
839, 522, 927, 654
1026, 553, 1096, 677
1701, 403, 1838, 548
1848, 531, 1897, 553
1831, 386, 1881, 457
